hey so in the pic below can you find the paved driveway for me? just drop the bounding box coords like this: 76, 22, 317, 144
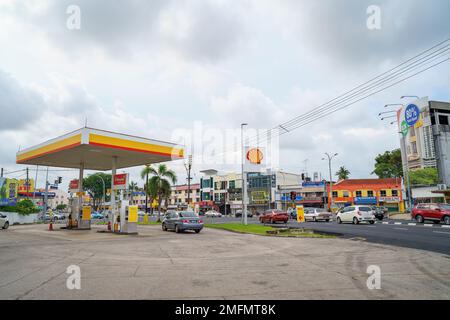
0, 224, 449, 299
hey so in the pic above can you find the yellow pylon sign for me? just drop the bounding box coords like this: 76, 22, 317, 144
296, 205, 305, 223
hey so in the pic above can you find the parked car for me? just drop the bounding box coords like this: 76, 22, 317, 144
91, 212, 104, 219
304, 207, 332, 222
205, 210, 222, 218
412, 203, 450, 225
234, 210, 253, 218
336, 205, 375, 224
162, 211, 203, 233
371, 206, 385, 221
259, 209, 289, 224
0, 214, 9, 229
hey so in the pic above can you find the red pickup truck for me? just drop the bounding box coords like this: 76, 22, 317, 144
411, 203, 450, 225
259, 209, 289, 224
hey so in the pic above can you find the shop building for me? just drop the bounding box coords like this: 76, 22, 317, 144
328, 178, 404, 212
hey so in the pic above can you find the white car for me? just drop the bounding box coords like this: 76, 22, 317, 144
205, 210, 222, 218
0, 214, 9, 229
336, 205, 375, 224
304, 208, 332, 222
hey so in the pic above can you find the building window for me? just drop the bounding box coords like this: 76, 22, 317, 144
355, 190, 362, 197
411, 141, 418, 154
332, 191, 338, 198
343, 191, 349, 197
380, 190, 387, 197
392, 190, 398, 197
229, 180, 235, 189
367, 190, 374, 197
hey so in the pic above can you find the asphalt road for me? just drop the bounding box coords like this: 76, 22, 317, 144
201, 216, 450, 255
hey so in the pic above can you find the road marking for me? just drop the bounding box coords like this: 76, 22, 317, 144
433, 231, 450, 235
394, 227, 408, 231
408, 223, 416, 226
442, 225, 450, 228
382, 222, 389, 224
423, 224, 433, 227
394, 222, 402, 225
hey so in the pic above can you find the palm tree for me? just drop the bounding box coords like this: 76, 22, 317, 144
140, 165, 153, 213
128, 181, 138, 204
146, 164, 177, 222
336, 166, 350, 180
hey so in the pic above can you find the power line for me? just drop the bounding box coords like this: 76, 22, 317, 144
209, 39, 450, 154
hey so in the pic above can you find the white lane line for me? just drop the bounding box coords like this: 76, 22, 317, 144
408, 223, 416, 226
423, 224, 433, 227
433, 231, 450, 235
442, 225, 450, 228
382, 222, 389, 225
394, 227, 408, 231
394, 222, 402, 225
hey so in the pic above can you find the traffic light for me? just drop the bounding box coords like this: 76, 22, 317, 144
290, 191, 297, 201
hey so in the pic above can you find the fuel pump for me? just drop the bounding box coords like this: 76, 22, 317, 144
118, 200, 138, 234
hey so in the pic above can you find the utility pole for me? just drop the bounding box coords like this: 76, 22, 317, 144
322, 153, 338, 211
144, 165, 149, 214
33, 165, 39, 204
42, 167, 49, 217
241, 123, 248, 225
0, 168, 3, 178
26, 167, 29, 199
184, 155, 193, 209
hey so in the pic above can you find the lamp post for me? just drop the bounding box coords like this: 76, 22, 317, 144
184, 155, 193, 210
322, 153, 338, 211
401, 95, 420, 100
241, 123, 248, 225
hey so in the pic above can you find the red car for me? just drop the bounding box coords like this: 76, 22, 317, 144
259, 209, 289, 224
411, 203, 450, 225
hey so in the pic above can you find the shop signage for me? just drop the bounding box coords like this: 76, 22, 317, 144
354, 197, 377, 204
405, 104, 420, 127
379, 196, 400, 203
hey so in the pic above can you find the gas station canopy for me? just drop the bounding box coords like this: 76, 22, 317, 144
16, 127, 184, 170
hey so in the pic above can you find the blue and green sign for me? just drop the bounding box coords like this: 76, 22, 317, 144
405, 104, 420, 127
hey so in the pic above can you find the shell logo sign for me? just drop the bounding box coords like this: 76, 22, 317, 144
246, 148, 264, 165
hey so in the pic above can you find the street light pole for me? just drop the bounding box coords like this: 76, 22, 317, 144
323, 153, 338, 211
241, 123, 248, 225
184, 155, 193, 210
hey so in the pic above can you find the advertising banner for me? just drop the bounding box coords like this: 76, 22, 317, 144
128, 205, 138, 223
82, 206, 91, 220
18, 179, 35, 193
0, 178, 18, 206
69, 179, 80, 193
113, 173, 129, 190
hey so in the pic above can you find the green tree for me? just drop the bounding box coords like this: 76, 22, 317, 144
83, 173, 111, 210
335, 166, 350, 180
128, 181, 138, 203
56, 204, 67, 211
409, 167, 438, 185
372, 149, 403, 178
146, 164, 177, 222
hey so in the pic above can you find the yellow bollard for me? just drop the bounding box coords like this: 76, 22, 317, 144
143, 213, 149, 224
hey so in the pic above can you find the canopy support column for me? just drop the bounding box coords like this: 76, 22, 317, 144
78, 163, 84, 221
111, 157, 117, 230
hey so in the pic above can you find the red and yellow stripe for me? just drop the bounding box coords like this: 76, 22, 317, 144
88, 133, 184, 158
16, 134, 82, 163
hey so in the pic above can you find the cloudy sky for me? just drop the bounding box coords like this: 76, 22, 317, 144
0, 0, 449, 189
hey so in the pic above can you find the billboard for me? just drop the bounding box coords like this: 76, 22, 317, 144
113, 173, 129, 190
18, 179, 35, 193
0, 178, 18, 206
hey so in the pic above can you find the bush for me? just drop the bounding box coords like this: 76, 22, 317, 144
0, 199, 40, 215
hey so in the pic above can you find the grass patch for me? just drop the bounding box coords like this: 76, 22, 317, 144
205, 223, 336, 238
